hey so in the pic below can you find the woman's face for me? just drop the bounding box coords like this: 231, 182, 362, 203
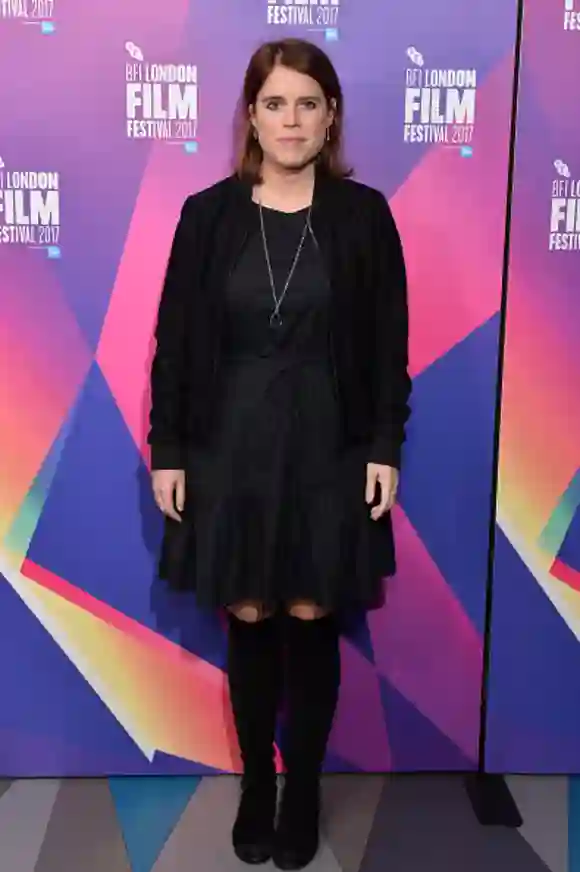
250, 64, 334, 172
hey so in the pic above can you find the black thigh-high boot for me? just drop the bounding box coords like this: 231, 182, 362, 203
227, 611, 282, 864
274, 613, 341, 871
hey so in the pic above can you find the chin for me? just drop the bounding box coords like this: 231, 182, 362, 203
275, 152, 317, 172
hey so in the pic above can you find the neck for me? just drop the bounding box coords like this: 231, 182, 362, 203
255, 160, 316, 211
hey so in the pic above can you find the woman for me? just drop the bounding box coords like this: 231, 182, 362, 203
148, 37, 411, 871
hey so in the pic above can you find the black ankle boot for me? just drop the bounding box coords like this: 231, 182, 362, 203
273, 614, 341, 870
233, 773, 278, 864
274, 775, 321, 870
227, 612, 281, 864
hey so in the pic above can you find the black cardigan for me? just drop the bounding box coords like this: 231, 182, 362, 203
148, 168, 411, 471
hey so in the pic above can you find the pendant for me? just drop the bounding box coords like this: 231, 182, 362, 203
269, 311, 283, 328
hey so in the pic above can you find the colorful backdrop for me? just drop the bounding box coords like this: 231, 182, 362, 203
0, 0, 517, 775
485, 0, 580, 772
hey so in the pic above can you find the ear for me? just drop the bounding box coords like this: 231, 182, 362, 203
248, 104, 259, 138
328, 97, 337, 125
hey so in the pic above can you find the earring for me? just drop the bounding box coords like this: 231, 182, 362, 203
253, 128, 258, 140
326, 126, 331, 142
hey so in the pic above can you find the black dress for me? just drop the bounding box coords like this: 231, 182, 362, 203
161, 203, 391, 610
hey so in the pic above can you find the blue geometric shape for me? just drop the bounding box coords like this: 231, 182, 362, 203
400, 313, 500, 633
150, 753, 224, 775
183, 141, 198, 153
378, 676, 475, 771
26, 361, 164, 627
460, 145, 473, 157
486, 528, 580, 772
0, 574, 147, 776
41, 21, 56, 34
109, 776, 201, 872
25, 360, 226, 671
46, 245, 61, 258
325, 28, 339, 41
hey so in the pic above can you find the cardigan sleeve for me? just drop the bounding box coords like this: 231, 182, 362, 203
147, 196, 195, 471
367, 190, 412, 470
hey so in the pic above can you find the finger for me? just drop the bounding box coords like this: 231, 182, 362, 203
153, 489, 167, 510
160, 488, 182, 523
377, 482, 398, 517
365, 468, 377, 504
371, 479, 391, 520
175, 476, 186, 513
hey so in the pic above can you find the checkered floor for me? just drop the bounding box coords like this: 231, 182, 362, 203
0, 774, 572, 871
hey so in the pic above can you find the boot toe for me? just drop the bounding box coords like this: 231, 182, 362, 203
272, 843, 318, 870
273, 779, 320, 870
232, 778, 277, 865
234, 839, 273, 865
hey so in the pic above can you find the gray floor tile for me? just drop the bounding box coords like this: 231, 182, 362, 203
0, 773, 570, 872
359, 775, 553, 872
507, 775, 569, 872
153, 776, 254, 872
0, 779, 60, 872
34, 780, 131, 872
322, 774, 386, 872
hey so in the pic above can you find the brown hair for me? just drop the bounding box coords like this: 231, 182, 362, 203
234, 38, 353, 183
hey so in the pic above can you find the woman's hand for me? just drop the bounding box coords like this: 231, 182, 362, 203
151, 469, 185, 522
365, 463, 398, 521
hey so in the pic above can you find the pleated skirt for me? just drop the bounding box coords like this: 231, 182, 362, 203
158, 353, 394, 611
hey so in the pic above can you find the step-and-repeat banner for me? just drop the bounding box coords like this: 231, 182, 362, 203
486, 0, 580, 772
0, 0, 516, 774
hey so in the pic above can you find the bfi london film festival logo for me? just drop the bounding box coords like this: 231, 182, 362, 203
549, 159, 580, 252
0, 0, 56, 33
266, 0, 340, 42
564, 0, 580, 30
125, 41, 199, 153
0, 158, 61, 257
403, 47, 477, 157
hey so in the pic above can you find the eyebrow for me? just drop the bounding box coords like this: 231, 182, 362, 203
260, 94, 321, 102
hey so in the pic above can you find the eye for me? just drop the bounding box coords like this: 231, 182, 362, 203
303, 100, 318, 110
265, 100, 281, 111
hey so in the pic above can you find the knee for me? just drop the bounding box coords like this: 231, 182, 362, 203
227, 602, 272, 623
286, 600, 329, 621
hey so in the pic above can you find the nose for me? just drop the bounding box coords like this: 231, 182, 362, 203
283, 104, 300, 127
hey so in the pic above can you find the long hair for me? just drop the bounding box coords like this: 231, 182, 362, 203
234, 38, 353, 184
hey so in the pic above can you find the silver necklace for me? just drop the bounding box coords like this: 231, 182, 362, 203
257, 200, 312, 327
